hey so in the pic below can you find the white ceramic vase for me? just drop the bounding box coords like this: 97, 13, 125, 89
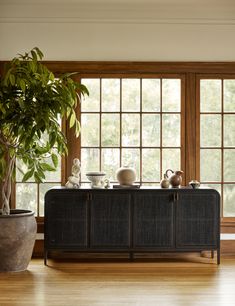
116, 166, 136, 185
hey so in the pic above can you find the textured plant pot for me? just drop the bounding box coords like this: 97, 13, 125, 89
0, 209, 37, 272
116, 166, 136, 185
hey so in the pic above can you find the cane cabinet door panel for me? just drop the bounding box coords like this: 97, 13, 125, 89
176, 191, 220, 248
45, 191, 88, 248
133, 191, 175, 248
90, 191, 131, 248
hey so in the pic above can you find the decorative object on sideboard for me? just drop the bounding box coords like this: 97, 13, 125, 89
160, 173, 170, 188
189, 180, 200, 189
116, 166, 136, 186
103, 178, 111, 189
166, 169, 184, 188
86, 171, 106, 188
65, 158, 81, 188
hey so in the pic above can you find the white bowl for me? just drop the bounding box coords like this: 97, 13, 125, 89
86, 172, 106, 188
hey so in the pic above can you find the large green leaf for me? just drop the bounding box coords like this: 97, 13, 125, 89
9, 74, 15, 86
49, 132, 56, 148
40, 163, 55, 172
69, 111, 76, 128
34, 171, 43, 183
31, 50, 37, 62
33, 47, 44, 60
36, 167, 46, 179
19, 79, 26, 92
22, 168, 34, 182
51, 153, 58, 168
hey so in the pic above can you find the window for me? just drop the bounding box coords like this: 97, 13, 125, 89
80, 76, 185, 185
198, 77, 235, 217
15, 131, 63, 217
6, 61, 234, 225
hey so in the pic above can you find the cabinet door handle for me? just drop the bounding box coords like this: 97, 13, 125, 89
173, 192, 179, 202
87, 193, 92, 201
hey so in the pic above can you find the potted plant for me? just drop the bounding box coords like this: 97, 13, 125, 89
0, 47, 88, 271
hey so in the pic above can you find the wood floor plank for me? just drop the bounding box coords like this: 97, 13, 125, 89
0, 258, 235, 306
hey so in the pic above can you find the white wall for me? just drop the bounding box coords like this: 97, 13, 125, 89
1, 0, 235, 61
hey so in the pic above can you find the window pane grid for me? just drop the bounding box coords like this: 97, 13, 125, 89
81, 77, 182, 184
15, 132, 62, 216
15, 181, 61, 217
199, 78, 235, 217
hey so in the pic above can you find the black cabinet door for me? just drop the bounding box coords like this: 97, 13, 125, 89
133, 192, 174, 248
45, 191, 88, 248
176, 191, 220, 248
90, 191, 131, 248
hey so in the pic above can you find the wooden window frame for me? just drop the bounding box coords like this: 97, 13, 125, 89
196, 74, 235, 230
1, 61, 235, 232
79, 73, 185, 185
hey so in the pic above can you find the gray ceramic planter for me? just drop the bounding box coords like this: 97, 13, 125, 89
0, 209, 37, 272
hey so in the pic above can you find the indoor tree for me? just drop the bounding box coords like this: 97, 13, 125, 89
0, 47, 88, 215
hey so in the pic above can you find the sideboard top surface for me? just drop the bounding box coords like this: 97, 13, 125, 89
45, 186, 220, 196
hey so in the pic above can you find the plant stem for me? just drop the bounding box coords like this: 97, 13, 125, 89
1, 155, 15, 215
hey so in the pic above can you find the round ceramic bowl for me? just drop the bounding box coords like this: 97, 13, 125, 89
189, 180, 200, 189
86, 171, 106, 188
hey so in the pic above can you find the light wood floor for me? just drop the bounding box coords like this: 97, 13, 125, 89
1, 255, 235, 306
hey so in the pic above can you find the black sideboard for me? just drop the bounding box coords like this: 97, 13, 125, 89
44, 187, 220, 264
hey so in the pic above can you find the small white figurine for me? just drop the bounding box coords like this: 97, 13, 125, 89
71, 158, 81, 178
103, 178, 110, 189
65, 158, 81, 188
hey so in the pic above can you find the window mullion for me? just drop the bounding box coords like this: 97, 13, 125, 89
221, 79, 224, 217
160, 78, 163, 181
140, 78, 143, 184
120, 78, 122, 168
